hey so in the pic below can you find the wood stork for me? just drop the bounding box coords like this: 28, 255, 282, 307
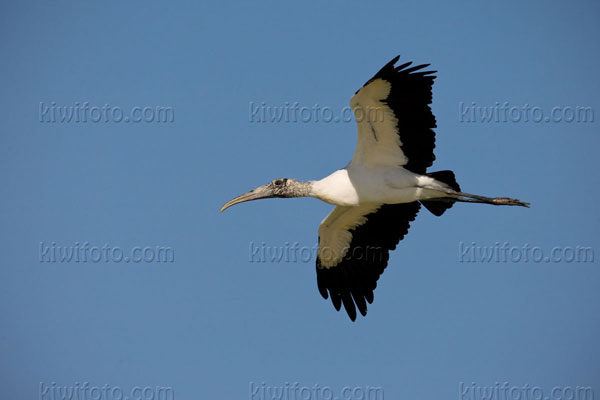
220, 56, 529, 321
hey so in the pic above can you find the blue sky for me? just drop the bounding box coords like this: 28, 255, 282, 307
1, 1, 599, 399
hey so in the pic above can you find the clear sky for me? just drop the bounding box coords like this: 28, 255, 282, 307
1, 1, 599, 399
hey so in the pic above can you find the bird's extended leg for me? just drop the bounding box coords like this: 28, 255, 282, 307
452, 192, 530, 207
422, 186, 530, 208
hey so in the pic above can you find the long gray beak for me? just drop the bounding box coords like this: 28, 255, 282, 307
220, 185, 275, 212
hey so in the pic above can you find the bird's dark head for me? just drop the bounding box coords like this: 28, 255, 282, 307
266, 178, 296, 196
220, 178, 307, 212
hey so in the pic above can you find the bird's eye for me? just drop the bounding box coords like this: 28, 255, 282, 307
274, 179, 283, 186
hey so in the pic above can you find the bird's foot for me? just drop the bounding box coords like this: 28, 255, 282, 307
491, 197, 530, 207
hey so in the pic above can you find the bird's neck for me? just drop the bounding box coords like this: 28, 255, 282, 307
289, 181, 315, 198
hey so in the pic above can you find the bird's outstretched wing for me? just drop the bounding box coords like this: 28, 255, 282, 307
316, 202, 421, 321
350, 55, 437, 174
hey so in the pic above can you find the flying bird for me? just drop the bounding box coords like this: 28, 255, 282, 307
220, 56, 529, 321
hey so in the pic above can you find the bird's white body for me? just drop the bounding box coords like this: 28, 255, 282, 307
311, 165, 446, 207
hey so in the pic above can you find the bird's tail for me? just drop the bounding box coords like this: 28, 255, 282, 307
420, 170, 460, 216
